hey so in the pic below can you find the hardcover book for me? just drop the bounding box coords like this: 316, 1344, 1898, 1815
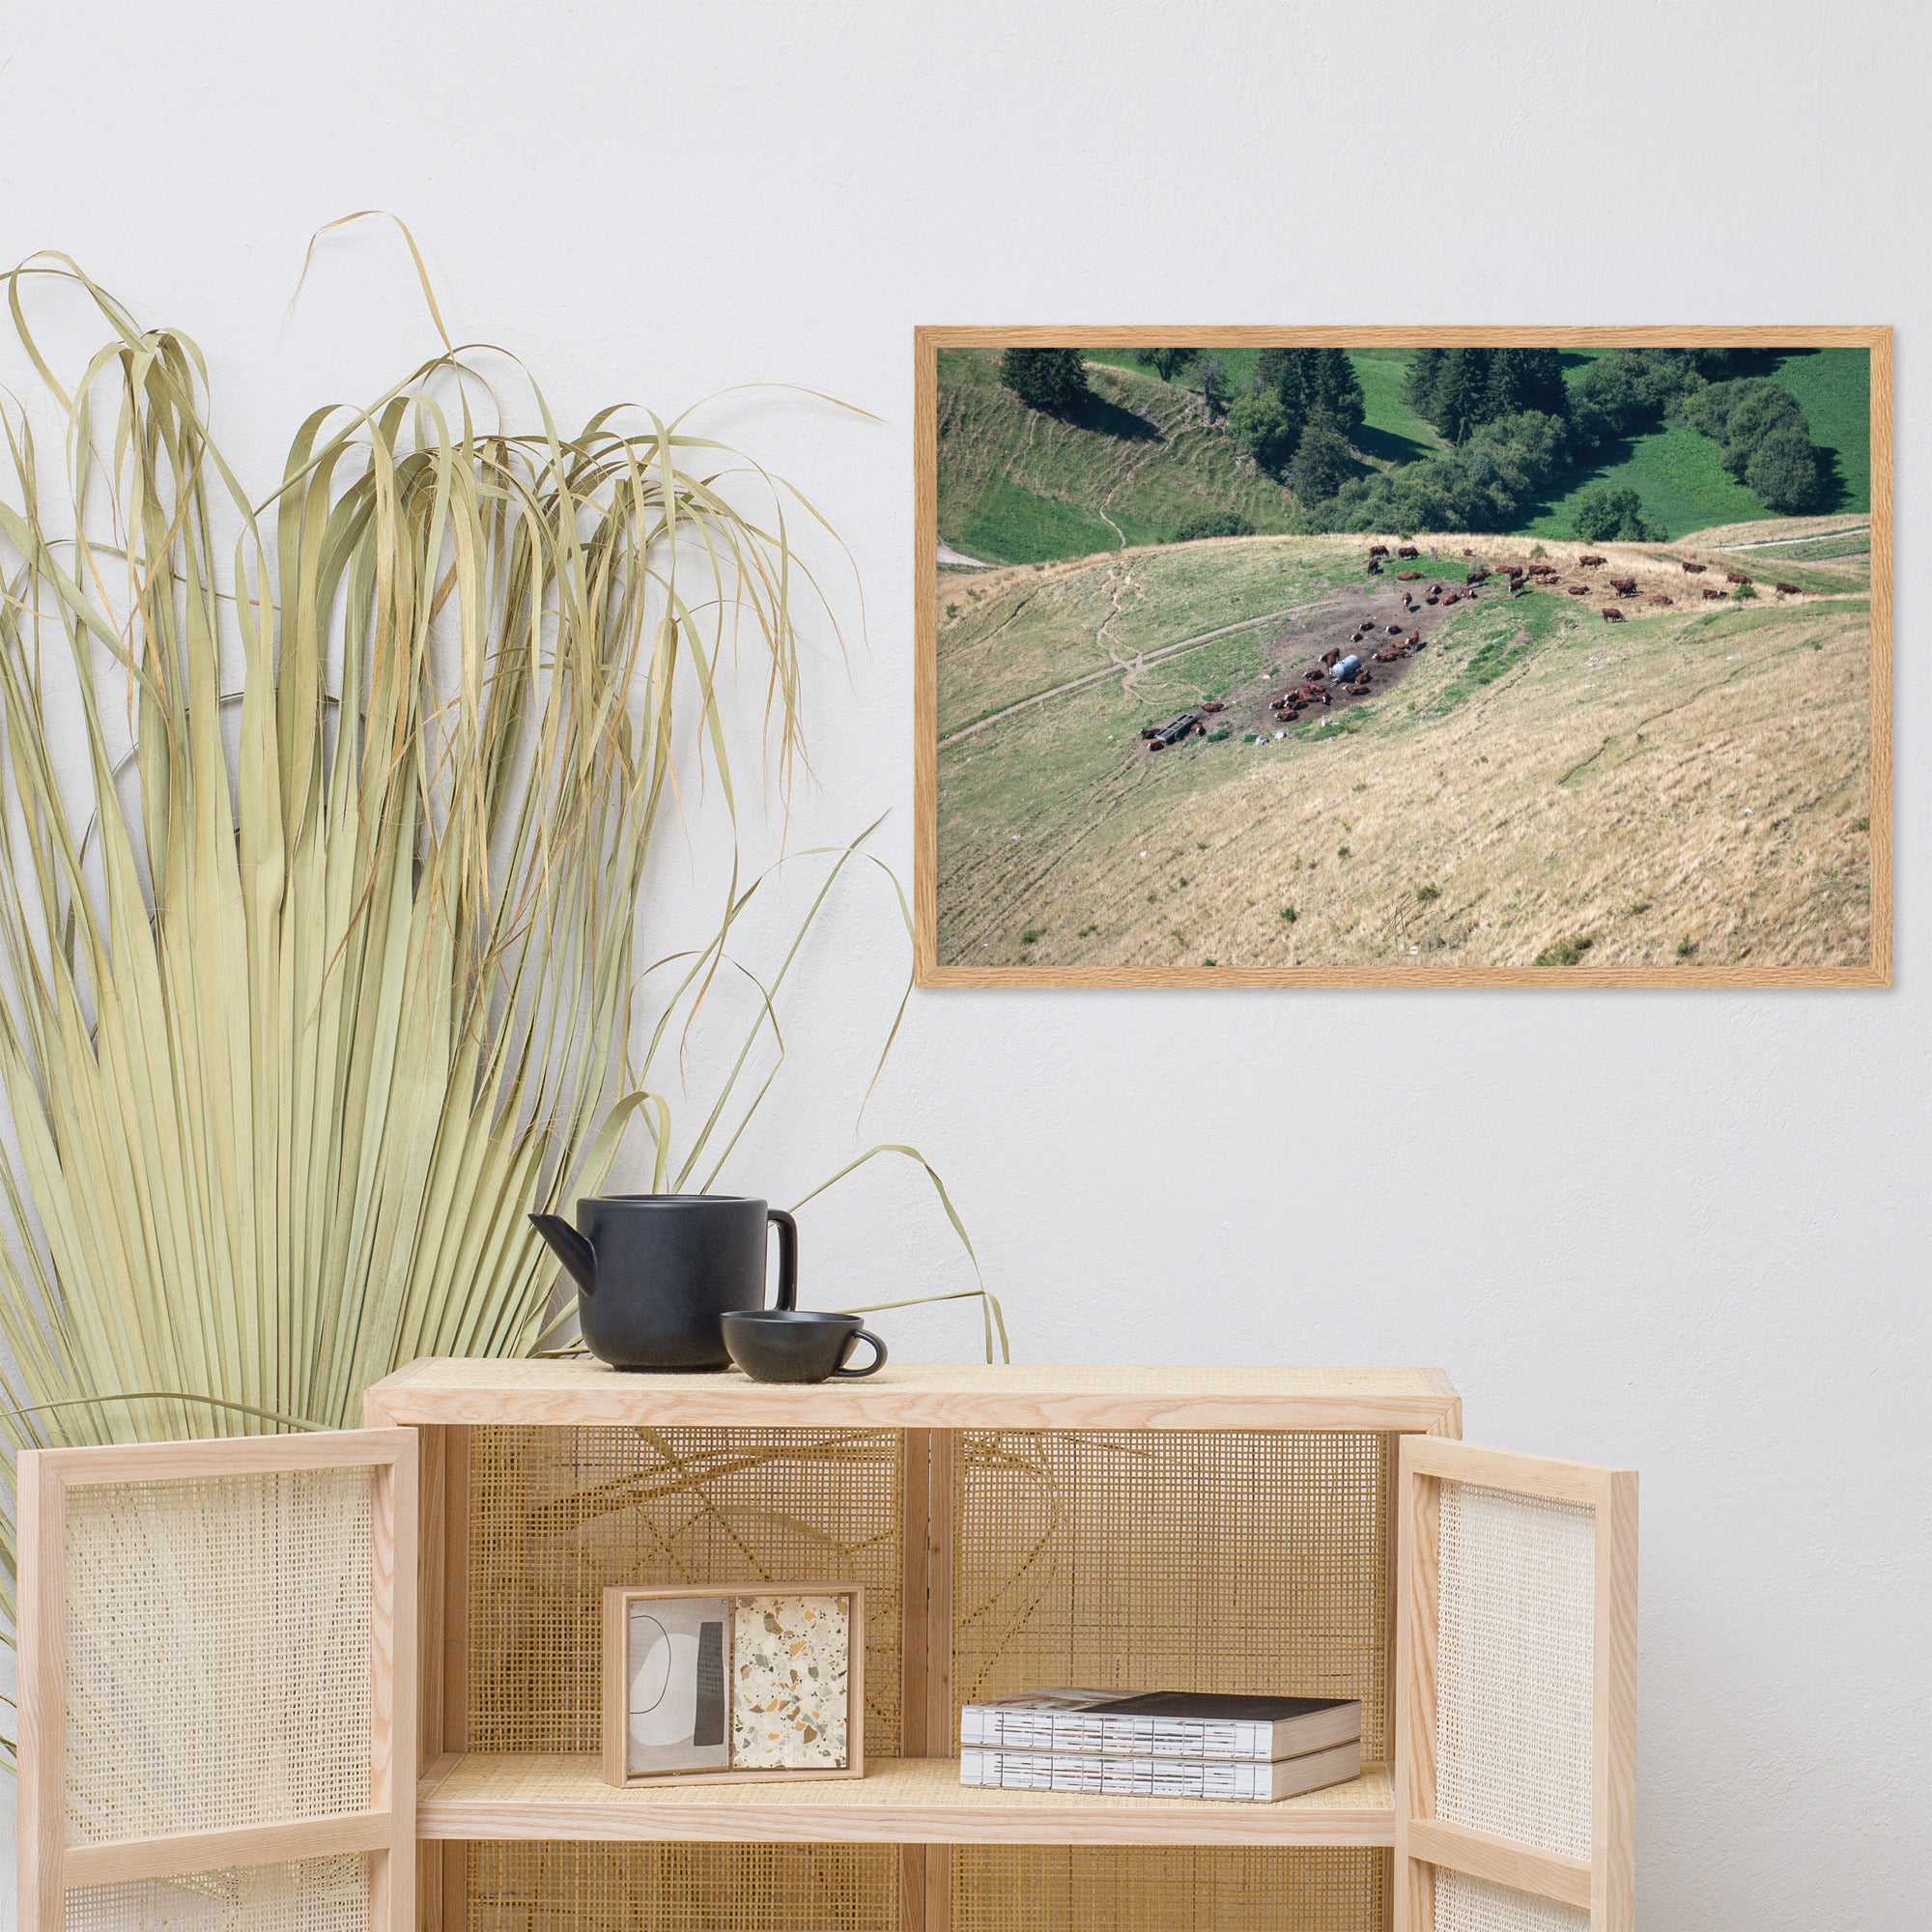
959, 1737, 1364, 1804
958, 1689, 1361, 1762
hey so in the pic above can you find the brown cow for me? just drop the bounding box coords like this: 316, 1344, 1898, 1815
1649, 593, 1673, 606
1442, 590, 1461, 605
1578, 554, 1606, 567
1776, 582, 1802, 595
1701, 587, 1726, 600
1369, 544, 1389, 556
1602, 608, 1625, 623
1397, 545, 1419, 559
1726, 572, 1750, 584
1321, 647, 1341, 668
1466, 569, 1489, 584
1366, 557, 1382, 574
1680, 561, 1707, 574
1398, 570, 1422, 581
1567, 584, 1589, 596
1387, 625, 1405, 636
1462, 547, 1474, 556
1408, 630, 1421, 643
1609, 577, 1636, 595
1425, 594, 1440, 606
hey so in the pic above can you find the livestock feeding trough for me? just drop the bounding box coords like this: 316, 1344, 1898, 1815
1142, 710, 1205, 750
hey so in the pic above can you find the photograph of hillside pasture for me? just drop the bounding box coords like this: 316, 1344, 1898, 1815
921, 331, 1889, 983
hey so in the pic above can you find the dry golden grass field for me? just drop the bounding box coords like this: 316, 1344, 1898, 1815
934, 529, 1873, 970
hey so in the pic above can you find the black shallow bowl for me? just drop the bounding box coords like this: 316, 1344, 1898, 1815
721, 1310, 887, 1384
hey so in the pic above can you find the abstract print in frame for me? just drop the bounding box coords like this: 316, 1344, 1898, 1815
914, 327, 1891, 987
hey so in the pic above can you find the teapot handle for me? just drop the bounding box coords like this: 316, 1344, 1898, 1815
767, 1208, 798, 1311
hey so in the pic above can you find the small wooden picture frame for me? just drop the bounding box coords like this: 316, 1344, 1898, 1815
601, 1582, 866, 1788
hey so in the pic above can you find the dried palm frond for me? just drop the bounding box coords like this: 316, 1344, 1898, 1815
0, 241, 998, 1765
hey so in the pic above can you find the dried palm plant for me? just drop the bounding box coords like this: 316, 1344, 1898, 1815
0, 239, 998, 1765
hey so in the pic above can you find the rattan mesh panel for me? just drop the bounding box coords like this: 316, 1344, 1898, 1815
63, 1470, 374, 1841
1434, 1869, 1589, 1932
64, 1856, 370, 1932
1435, 1481, 1594, 1861
953, 1431, 1392, 1758
469, 1427, 902, 1756
467, 1841, 897, 1932
953, 1846, 1386, 1932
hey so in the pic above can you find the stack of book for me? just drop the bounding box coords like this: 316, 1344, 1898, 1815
958, 1689, 1362, 1804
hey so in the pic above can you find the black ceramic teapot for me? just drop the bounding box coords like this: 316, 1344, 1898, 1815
529, 1194, 798, 1371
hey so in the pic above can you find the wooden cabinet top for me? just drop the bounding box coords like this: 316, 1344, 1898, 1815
364, 1358, 1461, 1433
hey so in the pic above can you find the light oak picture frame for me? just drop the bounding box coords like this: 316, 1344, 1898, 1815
915, 326, 1892, 988
601, 1582, 867, 1789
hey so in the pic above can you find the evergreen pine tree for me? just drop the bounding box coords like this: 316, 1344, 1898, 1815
1256, 349, 1311, 449
1307, 349, 1366, 433
1486, 348, 1569, 420
1433, 349, 1494, 441
1405, 348, 1448, 420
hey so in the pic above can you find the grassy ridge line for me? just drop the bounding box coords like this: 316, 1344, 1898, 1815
1677, 510, 1870, 547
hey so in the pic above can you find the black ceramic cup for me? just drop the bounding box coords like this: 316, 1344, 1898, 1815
720, 1310, 888, 1384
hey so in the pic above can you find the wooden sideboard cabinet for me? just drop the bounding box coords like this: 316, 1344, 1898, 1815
16, 1361, 1635, 1932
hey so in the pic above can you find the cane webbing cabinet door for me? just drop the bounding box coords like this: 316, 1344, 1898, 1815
16, 1429, 418, 1932
1394, 1438, 1636, 1932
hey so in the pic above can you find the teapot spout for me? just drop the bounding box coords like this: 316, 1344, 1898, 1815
529, 1213, 598, 1295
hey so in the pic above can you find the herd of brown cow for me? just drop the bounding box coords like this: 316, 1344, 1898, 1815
1350, 538, 1800, 650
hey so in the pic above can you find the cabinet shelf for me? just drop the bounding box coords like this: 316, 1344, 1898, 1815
415, 1752, 1396, 1848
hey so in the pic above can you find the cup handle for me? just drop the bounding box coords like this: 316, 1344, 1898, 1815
832, 1328, 888, 1378
767, 1208, 798, 1311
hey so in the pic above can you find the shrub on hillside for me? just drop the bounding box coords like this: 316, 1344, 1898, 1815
1227, 391, 1299, 474
1000, 348, 1090, 418
1314, 410, 1569, 533
1745, 426, 1826, 513
1572, 485, 1663, 544
1674, 376, 1827, 513
1133, 346, 1200, 384
1173, 509, 1255, 541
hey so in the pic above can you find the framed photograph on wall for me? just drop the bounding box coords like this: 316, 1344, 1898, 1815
913, 327, 1891, 987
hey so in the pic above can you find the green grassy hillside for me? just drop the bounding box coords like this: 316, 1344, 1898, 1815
1771, 349, 1870, 512
1523, 419, 1766, 540
938, 351, 1299, 565
1524, 347, 1870, 538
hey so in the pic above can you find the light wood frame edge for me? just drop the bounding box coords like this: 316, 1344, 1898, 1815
1394, 1436, 1638, 1931
601, 1583, 867, 1788
17, 1430, 417, 1932
912, 323, 1891, 991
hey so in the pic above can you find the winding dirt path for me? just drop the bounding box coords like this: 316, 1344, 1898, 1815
939, 601, 1303, 749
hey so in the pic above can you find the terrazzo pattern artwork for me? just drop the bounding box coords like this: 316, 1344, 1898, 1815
730, 1595, 851, 1770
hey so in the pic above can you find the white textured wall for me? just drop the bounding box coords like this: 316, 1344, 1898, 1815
3, 1, 1927, 1925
